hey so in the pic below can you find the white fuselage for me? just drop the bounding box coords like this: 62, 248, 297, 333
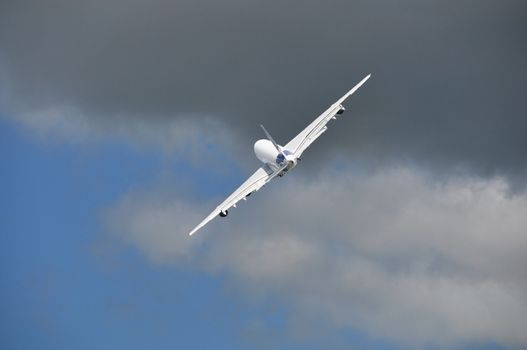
253, 139, 297, 173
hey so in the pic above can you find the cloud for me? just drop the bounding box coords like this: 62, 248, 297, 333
2, 0, 527, 182
104, 165, 527, 347
3, 1, 527, 345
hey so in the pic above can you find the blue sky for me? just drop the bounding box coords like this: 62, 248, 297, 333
0, 118, 241, 349
0, 119, 246, 349
0, 118, 404, 350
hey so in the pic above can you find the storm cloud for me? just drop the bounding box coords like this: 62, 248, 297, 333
1, 0, 526, 181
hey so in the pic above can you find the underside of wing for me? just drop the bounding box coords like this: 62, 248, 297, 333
188, 164, 285, 236
285, 74, 371, 158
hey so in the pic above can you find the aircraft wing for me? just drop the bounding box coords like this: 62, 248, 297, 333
285, 74, 371, 158
188, 164, 286, 236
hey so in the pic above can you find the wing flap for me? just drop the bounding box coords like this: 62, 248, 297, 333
285, 74, 370, 157
188, 164, 286, 236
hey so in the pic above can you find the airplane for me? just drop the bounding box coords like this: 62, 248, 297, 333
189, 74, 371, 236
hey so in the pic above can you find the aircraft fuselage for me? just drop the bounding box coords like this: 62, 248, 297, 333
253, 139, 297, 174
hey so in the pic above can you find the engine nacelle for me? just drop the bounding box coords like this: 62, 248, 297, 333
337, 105, 346, 114
254, 139, 281, 165
219, 210, 228, 217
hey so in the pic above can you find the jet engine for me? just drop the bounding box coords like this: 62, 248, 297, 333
219, 210, 228, 217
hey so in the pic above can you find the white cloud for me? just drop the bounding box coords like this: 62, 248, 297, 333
104, 166, 527, 348
7, 103, 231, 150
1, 98, 248, 173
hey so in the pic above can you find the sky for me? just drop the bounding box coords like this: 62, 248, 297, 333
1, 0, 527, 349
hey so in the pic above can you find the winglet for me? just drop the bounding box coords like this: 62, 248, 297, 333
188, 209, 218, 236
336, 74, 371, 106
189, 223, 202, 236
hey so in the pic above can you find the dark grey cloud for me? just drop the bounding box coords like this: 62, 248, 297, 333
1, 0, 527, 181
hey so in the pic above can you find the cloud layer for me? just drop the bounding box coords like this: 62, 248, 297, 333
105, 166, 527, 347
2, 0, 527, 181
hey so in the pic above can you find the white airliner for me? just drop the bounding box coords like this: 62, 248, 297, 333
189, 74, 371, 236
